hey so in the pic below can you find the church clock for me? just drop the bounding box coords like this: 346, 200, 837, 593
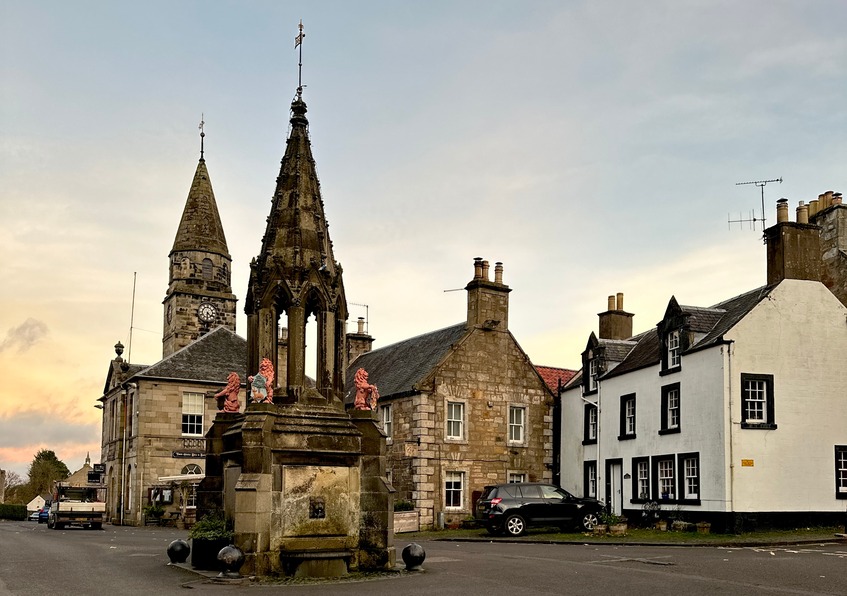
197, 302, 217, 324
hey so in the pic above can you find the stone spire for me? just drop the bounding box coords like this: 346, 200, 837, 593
246, 93, 348, 403
162, 134, 237, 358
170, 158, 230, 258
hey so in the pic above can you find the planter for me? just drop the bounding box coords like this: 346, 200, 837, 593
592, 524, 608, 536
608, 522, 628, 536
696, 522, 711, 535
656, 520, 668, 531
394, 510, 420, 534
190, 538, 230, 571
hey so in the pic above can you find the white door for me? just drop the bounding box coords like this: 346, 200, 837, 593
609, 463, 623, 515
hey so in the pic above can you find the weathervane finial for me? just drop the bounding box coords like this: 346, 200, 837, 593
198, 113, 205, 160
295, 20, 305, 99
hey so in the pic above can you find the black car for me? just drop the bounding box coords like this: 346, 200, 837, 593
475, 482, 602, 536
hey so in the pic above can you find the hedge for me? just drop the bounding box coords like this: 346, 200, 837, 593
0, 504, 27, 520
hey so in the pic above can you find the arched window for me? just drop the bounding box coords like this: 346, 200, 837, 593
202, 258, 213, 280
181, 464, 202, 475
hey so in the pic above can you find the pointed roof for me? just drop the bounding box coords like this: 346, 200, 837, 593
252, 95, 341, 294
134, 326, 247, 383
343, 323, 468, 402
171, 158, 230, 258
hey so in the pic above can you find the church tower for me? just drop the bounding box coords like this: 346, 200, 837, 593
162, 126, 237, 357
246, 89, 348, 403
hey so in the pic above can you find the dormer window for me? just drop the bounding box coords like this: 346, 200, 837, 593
667, 330, 680, 368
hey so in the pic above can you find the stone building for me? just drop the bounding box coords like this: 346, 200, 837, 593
559, 199, 847, 531
99, 145, 244, 526
807, 191, 847, 307
345, 258, 557, 530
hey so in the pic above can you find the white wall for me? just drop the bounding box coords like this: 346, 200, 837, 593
725, 279, 847, 512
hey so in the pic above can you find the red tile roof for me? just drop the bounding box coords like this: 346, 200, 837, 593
534, 365, 578, 394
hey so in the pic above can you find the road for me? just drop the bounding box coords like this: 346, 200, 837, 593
1, 520, 845, 595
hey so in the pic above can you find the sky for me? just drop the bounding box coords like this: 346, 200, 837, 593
2, 0, 846, 480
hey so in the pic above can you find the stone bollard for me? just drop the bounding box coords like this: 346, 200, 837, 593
401, 543, 426, 571
217, 545, 245, 578
166, 539, 190, 564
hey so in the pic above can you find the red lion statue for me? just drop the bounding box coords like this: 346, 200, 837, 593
248, 358, 274, 404
214, 372, 241, 412
353, 368, 379, 410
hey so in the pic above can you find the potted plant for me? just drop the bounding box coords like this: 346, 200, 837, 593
188, 512, 234, 571
599, 511, 628, 536
696, 521, 712, 534
143, 503, 164, 525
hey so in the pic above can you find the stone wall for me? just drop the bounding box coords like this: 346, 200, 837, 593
816, 204, 847, 308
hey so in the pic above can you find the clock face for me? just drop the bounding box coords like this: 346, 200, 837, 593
166, 303, 173, 324
197, 303, 217, 323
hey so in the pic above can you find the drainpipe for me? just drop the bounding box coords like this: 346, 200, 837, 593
726, 343, 735, 528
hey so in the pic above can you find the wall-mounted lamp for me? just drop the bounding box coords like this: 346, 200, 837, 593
94, 404, 104, 409
623, 473, 631, 480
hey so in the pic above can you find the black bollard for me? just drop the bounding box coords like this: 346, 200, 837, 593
401, 542, 426, 571
217, 544, 245, 578
166, 539, 190, 564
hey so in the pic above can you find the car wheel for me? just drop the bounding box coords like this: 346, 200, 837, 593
486, 523, 504, 536
580, 511, 600, 531
91, 522, 102, 531
504, 513, 526, 537
47, 517, 55, 529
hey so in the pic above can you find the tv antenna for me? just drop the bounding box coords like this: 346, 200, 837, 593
349, 302, 369, 334
730, 177, 782, 232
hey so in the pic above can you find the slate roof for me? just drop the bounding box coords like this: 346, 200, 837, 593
344, 322, 467, 403
603, 284, 776, 380
132, 326, 247, 384
534, 365, 577, 393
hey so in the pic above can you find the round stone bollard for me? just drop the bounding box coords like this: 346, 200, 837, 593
401, 542, 426, 571
217, 544, 245, 578
166, 539, 191, 564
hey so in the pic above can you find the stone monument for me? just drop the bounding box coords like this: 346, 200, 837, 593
199, 82, 394, 577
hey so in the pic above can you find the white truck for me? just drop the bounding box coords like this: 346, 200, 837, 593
48, 483, 106, 530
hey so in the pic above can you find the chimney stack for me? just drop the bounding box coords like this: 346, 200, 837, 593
598, 292, 634, 340
765, 199, 821, 285
466, 256, 511, 330
346, 317, 374, 364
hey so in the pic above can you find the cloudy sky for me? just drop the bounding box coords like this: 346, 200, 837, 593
2, 0, 845, 479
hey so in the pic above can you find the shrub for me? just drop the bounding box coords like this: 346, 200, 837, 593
394, 499, 415, 512
188, 512, 233, 541
598, 511, 627, 525
0, 504, 27, 520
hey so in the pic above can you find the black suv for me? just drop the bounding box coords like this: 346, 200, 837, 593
475, 482, 602, 536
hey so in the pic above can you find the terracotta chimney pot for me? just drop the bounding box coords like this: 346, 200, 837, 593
776, 198, 789, 223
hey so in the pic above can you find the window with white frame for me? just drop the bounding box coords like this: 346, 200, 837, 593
667, 330, 681, 368
508, 472, 526, 484
583, 404, 598, 444
836, 446, 847, 498
508, 405, 526, 444
381, 404, 393, 439
681, 454, 699, 500
741, 373, 776, 429
446, 401, 465, 440
186, 485, 197, 509
181, 464, 202, 475
619, 393, 636, 439
660, 383, 680, 434
182, 392, 204, 436
657, 458, 675, 500
584, 461, 597, 498
445, 471, 464, 509
588, 358, 598, 392
636, 459, 650, 500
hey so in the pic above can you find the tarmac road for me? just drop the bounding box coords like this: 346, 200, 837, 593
1, 520, 845, 595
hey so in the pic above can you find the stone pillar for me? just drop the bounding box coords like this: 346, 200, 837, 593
257, 306, 277, 379
350, 410, 395, 570
287, 303, 306, 399
318, 309, 335, 399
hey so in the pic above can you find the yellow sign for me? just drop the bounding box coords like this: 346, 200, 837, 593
741, 459, 754, 467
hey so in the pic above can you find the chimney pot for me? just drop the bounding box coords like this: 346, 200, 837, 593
825, 191, 834, 208
357, 317, 365, 334
494, 262, 503, 284
809, 198, 819, 217
833, 192, 843, 206
776, 198, 789, 223
796, 201, 809, 224
607, 295, 615, 311
481, 260, 490, 281
473, 257, 483, 280
616, 292, 624, 311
